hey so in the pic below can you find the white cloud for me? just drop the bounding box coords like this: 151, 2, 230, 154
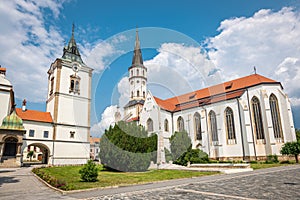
145, 43, 220, 99
91, 105, 120, 137
206, 7, 300, 108
0, 0, 66, 102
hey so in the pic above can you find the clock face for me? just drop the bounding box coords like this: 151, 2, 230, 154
72, 63, 79, 72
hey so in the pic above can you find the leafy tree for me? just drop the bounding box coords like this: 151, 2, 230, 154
79, 160, 99, 182
164, 148, 172, 163
296, 128, 300, 142
281, 142, 300, 163
99, 121, 157, 172
170, 131, 191, 161
27, 150, 34, 161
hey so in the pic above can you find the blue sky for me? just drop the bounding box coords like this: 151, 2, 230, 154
1, 0, 300, 136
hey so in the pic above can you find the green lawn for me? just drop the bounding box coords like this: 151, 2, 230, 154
250, 162, 294, 170
33, 165, 218, 190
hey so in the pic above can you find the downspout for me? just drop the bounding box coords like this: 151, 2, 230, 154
246, 89, 257, 160
236, 98, 245, 160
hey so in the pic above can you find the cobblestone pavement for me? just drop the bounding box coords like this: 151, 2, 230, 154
86, 165, 300, 200
1, 165, 299, 200
0, 167, 75, 200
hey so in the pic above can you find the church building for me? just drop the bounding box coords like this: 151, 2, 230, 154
124, 30, 297, 163
0, 25, 93, 167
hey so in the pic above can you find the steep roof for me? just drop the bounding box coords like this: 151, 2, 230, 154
90, 137, 100, 144
0, 109, 25, 131
154, 74, 279, 112
16, 108, 53, 123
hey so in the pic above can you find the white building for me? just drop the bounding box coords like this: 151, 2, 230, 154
124, 31, 297, 163
0, 25, 93, 167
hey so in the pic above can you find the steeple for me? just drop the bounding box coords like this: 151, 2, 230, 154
132, 28, 143, 65
62, 23, 84, 64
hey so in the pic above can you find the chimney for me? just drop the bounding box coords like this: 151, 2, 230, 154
22, 99, 27, 112
0, 66, 6, 76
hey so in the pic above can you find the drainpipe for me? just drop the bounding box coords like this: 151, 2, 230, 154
236, 98, 245, 160
246, 89, 257, 160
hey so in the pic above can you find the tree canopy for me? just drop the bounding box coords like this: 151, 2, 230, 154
99, 121, 157, 172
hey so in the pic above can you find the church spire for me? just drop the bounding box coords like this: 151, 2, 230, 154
62, 23, 84, 64
132, 28, 143, 65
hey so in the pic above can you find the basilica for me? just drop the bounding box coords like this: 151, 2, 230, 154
124, 30, 297, 162
0, 25, 93, 167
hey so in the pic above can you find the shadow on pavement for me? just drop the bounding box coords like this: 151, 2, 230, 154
0, 176, 19, 187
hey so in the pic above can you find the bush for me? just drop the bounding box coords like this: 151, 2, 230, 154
99, 121, 157, 172
79, 160, 99, 182
174, 147, 209, 166
266, 154, 279, 163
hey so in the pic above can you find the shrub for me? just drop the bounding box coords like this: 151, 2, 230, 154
99, 121, 157, 172
174, 147, 209, 166
266, 154, 279, 163
79, 160, 99, 182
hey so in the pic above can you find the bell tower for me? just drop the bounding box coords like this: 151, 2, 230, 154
46, 24, 93, 165
123, 29, 147, 121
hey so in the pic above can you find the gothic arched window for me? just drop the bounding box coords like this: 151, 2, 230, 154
164, 119, 169, 132
70, 75, 80, 94
147, 118, 153, 132
75, 80, 80, 92
251, 96, 265, 141
225, 107, 236, 144
269, 94, 283, 142
194, 112, 202, 140
209, 110, 218, 142
177, 116, 184, 132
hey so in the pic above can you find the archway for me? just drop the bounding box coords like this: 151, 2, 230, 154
23, 143, 50, 164
3, 137, 18, 157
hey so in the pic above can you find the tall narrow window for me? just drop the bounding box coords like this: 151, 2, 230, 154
131, 91, 133, 98
164, 119, 169, 132
194, 112, 202, 140
209, 111, 218, 142
137, 90, 140, 97
137, 69, 139, 76
177, 116, 184, 132
225, 107, 236, 144
143, 70, 145, 76
251, 96, 265, 141
143, 91, 145, 98
269, 94, 283, 142
131, 70, 133, 77
50, 77, 54, 95
70, 75, 80, 94
147, 118, 153, 132
75, 80, 80, 92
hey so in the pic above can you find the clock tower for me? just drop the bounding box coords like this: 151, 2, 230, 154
46, 24, 93, 165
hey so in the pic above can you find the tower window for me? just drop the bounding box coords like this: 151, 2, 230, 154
70, 75, 80, 94
137, 69, 139, 76
143, 91, 145, 98
137, 90, 140, 97
70, 131, 75, 138
131, 91, 133, 98
142, 81, 145, 85
131, 70, 133, 77
50, 77, 54, 95
143, 70, 145, 76
131, 81, 134, 85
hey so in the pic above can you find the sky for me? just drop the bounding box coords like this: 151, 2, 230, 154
1, 0, 300, 137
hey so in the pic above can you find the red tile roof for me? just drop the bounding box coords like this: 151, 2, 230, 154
90, 137, 100, 144
16, 108, 53, 123
154, 74, 279, 112
127, 116, 139, 122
